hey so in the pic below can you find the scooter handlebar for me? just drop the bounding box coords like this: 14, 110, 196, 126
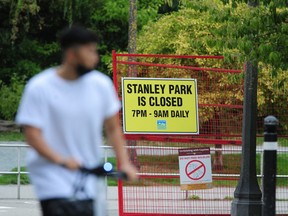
80, 162, 128, 180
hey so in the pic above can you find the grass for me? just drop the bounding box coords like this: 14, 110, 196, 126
0, 132, 287, 147
223, 196, 234, 201
256, 137, 288, 147
0, 167, 29, 185
188, 195, 201, 200
108, 153, 288, 187
0, 132, 24, 141
138, 137, 288, 147
0, 138, 286, 188
0, 154, 286, 188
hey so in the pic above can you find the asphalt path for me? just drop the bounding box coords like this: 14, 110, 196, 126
0, 186, 119, 216
0, 186, 287, 215
0, 142, 287, 215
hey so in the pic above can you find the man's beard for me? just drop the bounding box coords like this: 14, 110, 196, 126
76, 64, 94, 77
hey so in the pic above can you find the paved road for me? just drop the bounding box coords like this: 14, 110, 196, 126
0, 200, 119, 216
0, 142, 287, 215
0, 200, 41, 216
0, 186, 119, 216
1, 185, 288, 215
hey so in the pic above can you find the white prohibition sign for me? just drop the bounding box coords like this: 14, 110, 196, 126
185, 160, 206, 181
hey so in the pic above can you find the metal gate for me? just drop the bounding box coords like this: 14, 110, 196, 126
112, 51, 288, 216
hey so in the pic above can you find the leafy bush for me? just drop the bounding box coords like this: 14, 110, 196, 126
0, 76, 25, 120
137, 0, 288, 133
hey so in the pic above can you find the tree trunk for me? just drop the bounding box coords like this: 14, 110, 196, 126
127, 0, 139, 169
128, 0, 137, 55
212, 112, 224, 171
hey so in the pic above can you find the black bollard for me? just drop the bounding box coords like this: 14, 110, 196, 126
262, 116, 279, 216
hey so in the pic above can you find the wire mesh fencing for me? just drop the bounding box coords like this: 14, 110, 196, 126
113, 52, 288, 216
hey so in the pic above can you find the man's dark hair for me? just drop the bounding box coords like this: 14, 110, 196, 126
59, 26, 99, 50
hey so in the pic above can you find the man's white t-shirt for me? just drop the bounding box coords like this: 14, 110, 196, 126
16, 68, 120, 200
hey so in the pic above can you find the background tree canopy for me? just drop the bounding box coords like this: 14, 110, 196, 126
137, 0, 288, 131
0, 0, 165, 83
0, 0, 287, 123
0, 0, 167, 120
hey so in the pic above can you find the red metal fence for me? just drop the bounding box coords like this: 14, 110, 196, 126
112, 51, 288, 216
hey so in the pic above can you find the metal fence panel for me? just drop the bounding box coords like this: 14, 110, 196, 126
113, 51, 288, 216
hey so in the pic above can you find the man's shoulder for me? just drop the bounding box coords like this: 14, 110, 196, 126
87, 70, 113, 86
26, 68, 55, 90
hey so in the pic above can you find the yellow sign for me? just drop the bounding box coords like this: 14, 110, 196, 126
121, 78, 199, 134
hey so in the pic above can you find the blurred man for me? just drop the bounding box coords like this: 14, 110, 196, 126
16, 26, 137, 216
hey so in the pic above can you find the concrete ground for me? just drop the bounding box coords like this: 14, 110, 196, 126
0, 186, 119, 216
0, 200, 119, 216
1, 185, 288, 215
0, 200, 41, 216
0, 142, 287, 215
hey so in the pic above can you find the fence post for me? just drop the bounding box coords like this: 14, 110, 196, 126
262, 116, 278, 216
231, 62, 262, 216
17, 147, 21, 199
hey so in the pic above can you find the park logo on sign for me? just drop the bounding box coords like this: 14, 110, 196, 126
157, 120, 167, 130
121, 78, 199, 134
178, 147, 213, 190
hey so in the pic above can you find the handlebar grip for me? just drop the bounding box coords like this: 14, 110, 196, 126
116, 171, 128, 180
79, 166, 128, 180
79, 167, 89, 173
106, 171, 128, 180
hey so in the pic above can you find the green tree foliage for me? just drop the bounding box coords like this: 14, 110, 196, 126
137, 0, 288, 132
139, 0, 288, 67
0, 0, 165, 120
1, 0, 287, 123
0, 77, 24, 120
0, 0, 164, 83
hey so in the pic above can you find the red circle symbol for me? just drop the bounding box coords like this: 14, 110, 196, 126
185, 160, 206, 180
